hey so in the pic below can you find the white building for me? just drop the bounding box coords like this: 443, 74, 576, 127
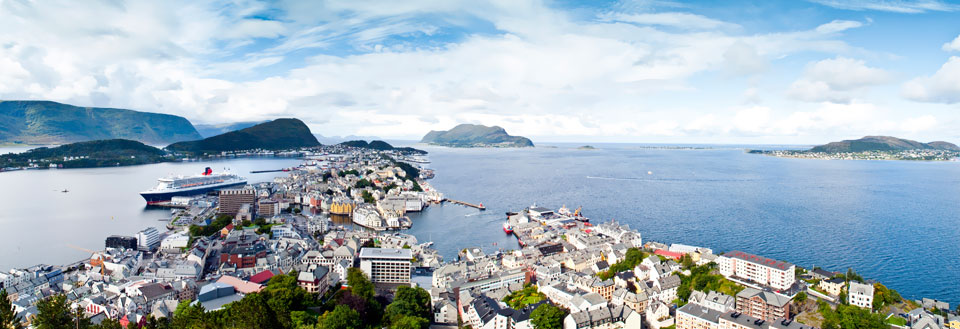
136, 227, 160, 251
359, 248, 412, 283
848, 281, 875, 309
717, 251, 795, 291
159, 233, 190, 251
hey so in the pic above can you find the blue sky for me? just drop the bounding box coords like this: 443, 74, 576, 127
1, 0, 959, 143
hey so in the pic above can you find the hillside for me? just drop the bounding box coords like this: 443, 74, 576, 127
420, 124, 534, 147
165, 118, 320, 154
1, 139, 170, 169
0, 100, 201, 145
338, 140, 427, 154
194, 121, 268, 138
809, 136, 960, 153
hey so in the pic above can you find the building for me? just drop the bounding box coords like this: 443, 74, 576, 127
718, 251, 795, 291
160, 233, 190, 251
105, 235, 138, 250
677, 302, 722, 329
359, 248, 412, 283
847, 281, 874, 309
818, 278, 844, 296
136, 227, 160, 251
689, 290, 736, 313
297, 266, 330, 295
219, 188, 255, 215
258, 199, 280, 218
719, 311, 816, 329
735, 288, 791, 322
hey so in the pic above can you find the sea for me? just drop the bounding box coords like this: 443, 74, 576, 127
2, 143, 959, 305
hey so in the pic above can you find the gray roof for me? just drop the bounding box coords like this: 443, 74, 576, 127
358, 247, 412, 259
678, 303, 722, 324
736, 288, 791, 307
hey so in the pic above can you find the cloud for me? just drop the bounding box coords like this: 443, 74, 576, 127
788, 57, 891, 103
600, 12, 740, 30
943, 35, 960, 52
815, 20, 864, 34
807, 0, 960, 13
902, 56, 960, 103
722, 41, 768, 75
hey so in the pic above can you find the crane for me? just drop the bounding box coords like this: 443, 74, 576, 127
66, 244, 106, 277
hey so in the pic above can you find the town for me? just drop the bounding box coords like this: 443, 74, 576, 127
749, 149, 960, 161
0, 144, 957, 329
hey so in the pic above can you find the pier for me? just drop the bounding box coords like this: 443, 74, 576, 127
443, 198, 486, 210
250, 169, 286, 173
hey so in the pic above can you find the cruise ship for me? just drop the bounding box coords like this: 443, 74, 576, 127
140, 167, 247, 204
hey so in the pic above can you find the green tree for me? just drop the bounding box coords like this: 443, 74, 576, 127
502, 284, 546, 309
0, 289, 24, 329
530, 303, 567, 329
290, 310, 318, 328
680, 254, 695, 269
94, 319, 123, 329
224, 292, 280, 328
347, 268, 375, 301
389, 315, 429, 329
170, 301, 213, 329
35, 294, 89, 329
319, 305, 361, 329
385, 286, 432, 326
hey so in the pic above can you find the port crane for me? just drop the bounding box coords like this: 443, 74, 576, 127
67, 244, 106, 277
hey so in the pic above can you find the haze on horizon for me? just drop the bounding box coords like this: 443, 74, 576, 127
1, 0, 959, 144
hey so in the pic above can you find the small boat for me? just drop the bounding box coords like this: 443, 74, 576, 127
61, 189, 69, 193
503, 222, 514, 234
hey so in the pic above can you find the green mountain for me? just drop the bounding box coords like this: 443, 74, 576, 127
194, 121, 269, 138
0, 100, 201, 145
810, 136, 960, 153
420, 124, 534, 147
166, 118, 320, 154
338, 140, 427, 154
1, 139, 169, 168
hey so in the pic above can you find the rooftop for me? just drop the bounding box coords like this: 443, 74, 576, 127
724, 250, 793, 271
359, 247, 412, 259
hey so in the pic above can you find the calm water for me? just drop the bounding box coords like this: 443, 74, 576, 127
0, 157, 301, 269
2, 144, 958, 305
402, 144, 960, 305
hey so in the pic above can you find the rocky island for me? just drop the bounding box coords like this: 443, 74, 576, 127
750, 136, 960, 161
421, 123, 534, 148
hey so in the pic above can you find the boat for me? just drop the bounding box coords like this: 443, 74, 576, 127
502, 222, 514, 234
140, 167, 247, 204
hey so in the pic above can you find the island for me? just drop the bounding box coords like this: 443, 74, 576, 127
0, 100, 201, 145
166, 118, 320, 154
749, 136, 960, 160
420, 123, 534, 148
193, 121, 268, 138
577, 145, 596, 150
338, 140, 427, 154
0, 139, 172, 169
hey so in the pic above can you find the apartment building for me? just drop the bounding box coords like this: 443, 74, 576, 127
359, 248, 412, 283
718, 251, 795, 291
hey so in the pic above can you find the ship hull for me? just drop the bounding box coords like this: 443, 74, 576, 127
140, 182, 247, 204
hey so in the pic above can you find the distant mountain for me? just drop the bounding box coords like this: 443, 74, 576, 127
338, 140, 427, 154
421, 124, 534, 147
194, 121, 268, 138
166, 118, 320, 154
0, 100, 201, 145
1, 139, 169, 169
810, 136, 960, 153
315, 134, 384, 144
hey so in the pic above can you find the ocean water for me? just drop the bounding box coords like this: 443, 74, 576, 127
403, 143, 960, 305
2, 143, 958, 305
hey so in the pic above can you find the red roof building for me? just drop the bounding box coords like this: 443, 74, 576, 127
654, 249, 684, 261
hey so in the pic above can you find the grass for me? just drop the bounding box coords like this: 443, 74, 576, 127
886, 316, 907, 326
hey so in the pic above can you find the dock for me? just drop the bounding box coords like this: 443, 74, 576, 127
250, 169, 286, 173
443, 198, 486, 210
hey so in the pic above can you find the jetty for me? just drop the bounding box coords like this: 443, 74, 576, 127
443, 198, 486, 210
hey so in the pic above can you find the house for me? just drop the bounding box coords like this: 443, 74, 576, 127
646, 301, 675, 329
847, 281, 874, 309
818, 278, 844, 296
735, 288, 791, 322
689, 290, 736, 313
810, 268, 837, 281
297, 265, 330, 295
677, 302, 722, 329
719, 311, 816, 329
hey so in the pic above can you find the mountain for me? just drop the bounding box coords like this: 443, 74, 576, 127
338, 140, 427, 154
1, 139, 169, 169
420, 124, 534, 147
315, 134, 383, 144
194, 121, 268, 138
166, 118, 320, 154
0, 100, 201, 145
809, 136, 960, 153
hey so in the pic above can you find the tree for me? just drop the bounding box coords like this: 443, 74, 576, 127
389, 315, 429, 329
385, 286, 431, 326
794, 291, 808, 309
530, 303, 567, 329
0, 289, 24, 329
35, 294, 89, 329
224, 292, 280, 328
94, 319, 123, 329
361, 190, 376, 204
347, 268, 375, 301
680, 254, 695, 269
319, 305, 361, 329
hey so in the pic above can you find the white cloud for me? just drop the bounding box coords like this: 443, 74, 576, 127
943, 35, 960, 52
808, 0, 960, 13
902, 56, 960, 103
788, 57, 891, 103
601, 12, 740, 30
815, 20, 864, 34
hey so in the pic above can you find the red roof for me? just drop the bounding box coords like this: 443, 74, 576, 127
654, 249, 683, 260
249, 270, 275, 284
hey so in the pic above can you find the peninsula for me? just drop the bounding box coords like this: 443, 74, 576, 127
0, 139, 172, 169
421, 123, 534, 147
338, 140, 427, 154
0, 100, 201, 145
750, 136, 960, 161
166, 118, 320, 154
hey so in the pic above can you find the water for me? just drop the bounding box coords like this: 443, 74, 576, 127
3, 144, 959, 305
0, 157, 302, 269
401, 143, 960, 305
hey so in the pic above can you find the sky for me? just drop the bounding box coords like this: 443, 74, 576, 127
1, 0, 960, 144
